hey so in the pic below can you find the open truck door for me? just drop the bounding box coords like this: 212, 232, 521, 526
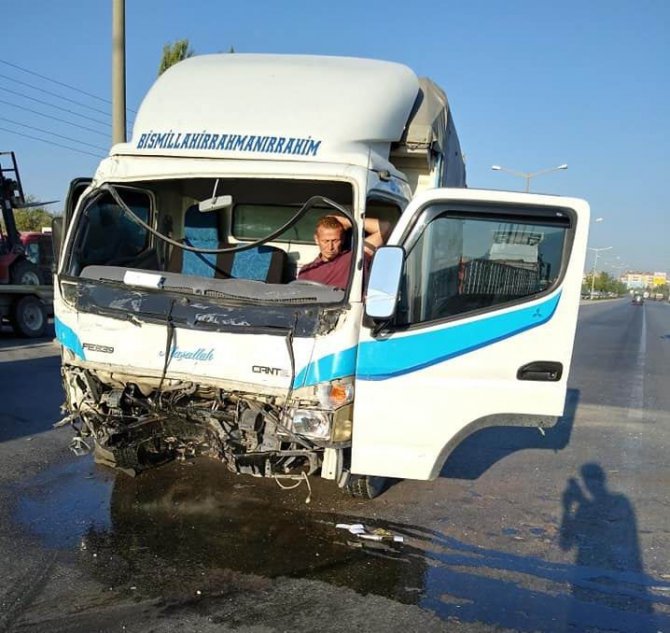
52, 178, 91, 264
352, 188, 589, 480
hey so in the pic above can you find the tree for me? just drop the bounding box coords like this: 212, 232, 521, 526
582, 271, 626, 298
0, 195, 55, 234
652, 283, 668, 299
13, 207, 55, 232
158, 39, 194, 76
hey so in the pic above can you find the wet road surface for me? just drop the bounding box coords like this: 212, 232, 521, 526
1, 301, 670, 632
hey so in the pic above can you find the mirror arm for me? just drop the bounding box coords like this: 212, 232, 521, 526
371, 318, 392, 338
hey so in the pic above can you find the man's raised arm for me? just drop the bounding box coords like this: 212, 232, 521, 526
328, 215, 391, 255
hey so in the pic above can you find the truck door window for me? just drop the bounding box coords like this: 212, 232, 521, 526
396, 208, 570, 326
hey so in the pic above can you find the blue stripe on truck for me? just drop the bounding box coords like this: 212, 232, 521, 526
294, 293, 561, 386
356, 293, 561, 380
55, 317, 85, 360
294, 346, 357, 388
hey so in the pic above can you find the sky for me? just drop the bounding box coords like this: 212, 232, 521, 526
2, 0, 668, 274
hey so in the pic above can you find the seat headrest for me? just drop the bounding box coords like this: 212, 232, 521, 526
183, 205, 219, 241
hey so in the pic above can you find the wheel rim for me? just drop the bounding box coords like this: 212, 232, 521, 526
20, 271, 41, 285
22, 303, 45, 332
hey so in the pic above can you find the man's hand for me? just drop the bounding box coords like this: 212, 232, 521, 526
326, 215, 390, 255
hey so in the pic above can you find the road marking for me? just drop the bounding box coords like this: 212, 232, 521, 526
627, 306, 646, 420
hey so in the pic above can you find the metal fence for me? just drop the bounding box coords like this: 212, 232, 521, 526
461, 258, 540, 297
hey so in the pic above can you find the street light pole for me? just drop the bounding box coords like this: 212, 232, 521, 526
588, 246, 613, 299
491, 163, 568, 192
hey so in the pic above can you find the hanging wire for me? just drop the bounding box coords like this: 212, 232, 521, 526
0, 72, 112, 118
0, 57, 137, 114
0, 98, 109, 137
0, 126, 104, 159
6, 88, 111, 127
0, 116, 107, 152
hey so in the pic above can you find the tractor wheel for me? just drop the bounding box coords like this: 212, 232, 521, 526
10, 260, 41, 285
10, 295, 47, 338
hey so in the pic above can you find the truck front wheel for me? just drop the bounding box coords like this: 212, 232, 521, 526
345, 475, 388, 499
10, 295, 47, 338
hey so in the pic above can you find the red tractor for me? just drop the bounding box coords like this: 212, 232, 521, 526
0, 152, 46, 285
17, 231, 54, 284
0, 152, 54, 337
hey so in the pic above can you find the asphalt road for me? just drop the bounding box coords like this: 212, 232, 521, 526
0, 299, 669, 632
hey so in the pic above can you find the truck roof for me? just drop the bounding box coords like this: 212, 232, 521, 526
113, 54, 453, 174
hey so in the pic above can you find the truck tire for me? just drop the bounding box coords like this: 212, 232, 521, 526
10, 295, 47, 338
345, 475, 387, 499
10, 260, 41, 285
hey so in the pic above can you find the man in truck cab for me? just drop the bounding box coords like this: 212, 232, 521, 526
297, 215, 389, 289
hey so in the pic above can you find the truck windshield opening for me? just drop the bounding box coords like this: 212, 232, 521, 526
64, 177, 356, 305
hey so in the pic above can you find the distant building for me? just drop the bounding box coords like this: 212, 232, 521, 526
653, 272, 667, 287
619, 271, 667, 289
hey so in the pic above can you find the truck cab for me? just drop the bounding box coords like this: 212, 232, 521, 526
53, 55, 589, 496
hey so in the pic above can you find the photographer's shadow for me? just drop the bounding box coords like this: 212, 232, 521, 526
559, 463, 657, 630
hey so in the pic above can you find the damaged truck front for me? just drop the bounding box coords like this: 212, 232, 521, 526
53, 54, 589, 498
57, 181, 370, 490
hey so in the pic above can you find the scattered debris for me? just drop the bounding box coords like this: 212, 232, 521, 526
69, 436, 91, 457
274, 471, 312, 504
53, 413, 78, 429
336, 522, 404, 543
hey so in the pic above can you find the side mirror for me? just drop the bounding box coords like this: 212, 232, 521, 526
52, 216, 63, 263
365, 246, 404, 320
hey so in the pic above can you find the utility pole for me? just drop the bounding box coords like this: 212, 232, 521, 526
112, 0, 126, 145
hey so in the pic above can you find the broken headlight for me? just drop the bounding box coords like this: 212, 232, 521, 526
288, 409, 332, 439
284, 407, 352, 442
284, 377, 354, 442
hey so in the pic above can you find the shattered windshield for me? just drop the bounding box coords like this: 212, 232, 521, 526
65, 178, 357, 305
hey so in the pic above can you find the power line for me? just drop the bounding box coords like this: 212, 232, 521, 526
0, 116, 108, 152
0, 57, 137, 114
0, 98, 110, 137
0, 126, 104, 159
7, 88, 111, 127
0, 71, 112, 118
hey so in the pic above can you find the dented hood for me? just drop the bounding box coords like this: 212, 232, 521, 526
56, 278, 356, 393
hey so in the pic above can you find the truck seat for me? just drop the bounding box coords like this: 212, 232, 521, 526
168, 206, 288, 283
218, 245, 288, 283
168, 205, 228, 278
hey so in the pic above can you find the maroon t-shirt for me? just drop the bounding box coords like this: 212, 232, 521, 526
298, 250, 354, 289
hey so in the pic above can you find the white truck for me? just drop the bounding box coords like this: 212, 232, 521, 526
53, 54, 589, 497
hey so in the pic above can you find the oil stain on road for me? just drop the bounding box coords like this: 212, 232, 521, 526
13, 456, 670, 633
